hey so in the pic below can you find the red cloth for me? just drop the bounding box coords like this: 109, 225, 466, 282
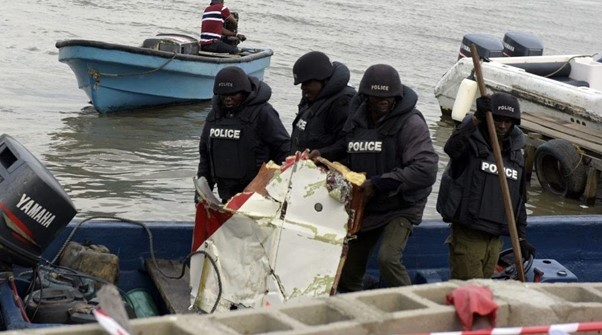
445, 285, 498, 331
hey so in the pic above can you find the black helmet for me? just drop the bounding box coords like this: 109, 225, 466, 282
292, 51, 333, 85
358, 64, 403, 97
213, 66, 252, 95
490, 92, 521, 125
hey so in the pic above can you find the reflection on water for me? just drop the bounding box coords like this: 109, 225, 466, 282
43, 103, 211, 220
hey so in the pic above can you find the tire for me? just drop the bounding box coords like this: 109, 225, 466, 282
534, 139, 586, 199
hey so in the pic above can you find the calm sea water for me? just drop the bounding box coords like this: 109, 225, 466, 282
2, 0, 602, 222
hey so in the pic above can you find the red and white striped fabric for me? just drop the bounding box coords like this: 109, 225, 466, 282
408, 321, 602, 335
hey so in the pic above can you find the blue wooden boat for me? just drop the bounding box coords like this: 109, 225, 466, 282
56, 33, 273, 113
1, 215, 601, 331
1, 134, 601, 332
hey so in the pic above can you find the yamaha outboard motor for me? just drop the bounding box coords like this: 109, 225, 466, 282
0, 134, 77, 268
502, 31, 544, 57
458, 33, 504, 60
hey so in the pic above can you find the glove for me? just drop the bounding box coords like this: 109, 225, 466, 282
359, 179, 375, 199
519, 239, 536, 259
474, 96, 491, 121
308, 149, 321, 161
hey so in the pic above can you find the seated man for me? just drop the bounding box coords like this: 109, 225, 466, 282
200, 0, 246, 54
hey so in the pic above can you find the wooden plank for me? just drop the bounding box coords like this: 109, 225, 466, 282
521, 113, 602, 146
145, 259, 194, 314
197, 50, 241, 58
560, 122, 602, 139
520, 117, 602, 155
527, 113, 602, 138
583, 167, 600, 205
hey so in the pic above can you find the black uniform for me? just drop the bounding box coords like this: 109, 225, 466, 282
335, 84, 438, 291
197, 77, 290, 201
290, 62, 355, 160
437, 114, 528, 279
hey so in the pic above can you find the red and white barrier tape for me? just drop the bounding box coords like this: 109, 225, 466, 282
407, 321, 602, 335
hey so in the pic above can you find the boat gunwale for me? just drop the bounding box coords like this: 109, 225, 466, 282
55, 39, 273, 64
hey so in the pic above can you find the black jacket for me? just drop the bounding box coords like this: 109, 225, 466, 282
290, 62, 355, 160
333, 86, 438, 229
197, 77, 291, 201
437, 115, 527, 237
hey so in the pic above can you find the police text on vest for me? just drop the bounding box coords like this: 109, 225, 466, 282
210, 128, 241, 139
481, 161, 518, 180
347, 141, 383, 152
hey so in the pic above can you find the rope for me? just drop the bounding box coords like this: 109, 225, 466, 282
565, 143, 586, 177
88, 52, 178, 84
48, 216, 223, 313
543, 54, 596, 78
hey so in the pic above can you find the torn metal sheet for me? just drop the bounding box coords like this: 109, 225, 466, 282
190, 155, 353, 313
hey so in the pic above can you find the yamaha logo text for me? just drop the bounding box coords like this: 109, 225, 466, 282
16, 194, 56, 228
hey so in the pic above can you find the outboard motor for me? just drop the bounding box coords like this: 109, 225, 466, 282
502, 31, 544, 57
141, 33, 199, 55
0, 134, 77, 268
458, 33, 504, 60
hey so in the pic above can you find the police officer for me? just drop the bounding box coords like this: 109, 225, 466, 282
290, 51, 356, 160
330, 64, 438, 291
437, 92, 536, 280
196, 66, 291, 202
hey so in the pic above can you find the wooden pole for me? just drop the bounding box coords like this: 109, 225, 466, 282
469, 44, 526, 282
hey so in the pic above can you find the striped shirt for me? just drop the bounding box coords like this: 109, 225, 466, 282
200, 3, 231, 45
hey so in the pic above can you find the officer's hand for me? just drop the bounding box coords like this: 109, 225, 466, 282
474, 96, 491, 122
359, 180, 375, 199
236, 34, 247, 42
308, 149, 321, 161
519, 239, 536, 259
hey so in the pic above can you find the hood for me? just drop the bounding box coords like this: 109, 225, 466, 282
209, 76, 272, 119
298, 62, 351, 105
347, 85, 419, 128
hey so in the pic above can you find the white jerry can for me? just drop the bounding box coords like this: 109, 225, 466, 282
451, 78, 479, 121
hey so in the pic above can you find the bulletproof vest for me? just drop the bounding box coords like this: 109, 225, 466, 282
208, 110, 260, 184
346, 109, 426, 213
437, 132, 524, 236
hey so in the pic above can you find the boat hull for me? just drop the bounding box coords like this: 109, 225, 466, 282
56, 40, 273, 113
40, 216, 602, 287
1, 214, 601, 331
434, 54, 602, 130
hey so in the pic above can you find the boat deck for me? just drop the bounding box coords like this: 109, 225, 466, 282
521, 112, 602, 204
146, 259, 194, 314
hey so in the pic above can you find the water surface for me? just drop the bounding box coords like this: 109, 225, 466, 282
1, 0, 601, 221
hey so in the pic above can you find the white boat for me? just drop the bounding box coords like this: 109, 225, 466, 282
434, 32, 602, 131
434, 32, 602, 201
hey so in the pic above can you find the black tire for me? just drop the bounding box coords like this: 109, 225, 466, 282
534, 139, 586, 199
